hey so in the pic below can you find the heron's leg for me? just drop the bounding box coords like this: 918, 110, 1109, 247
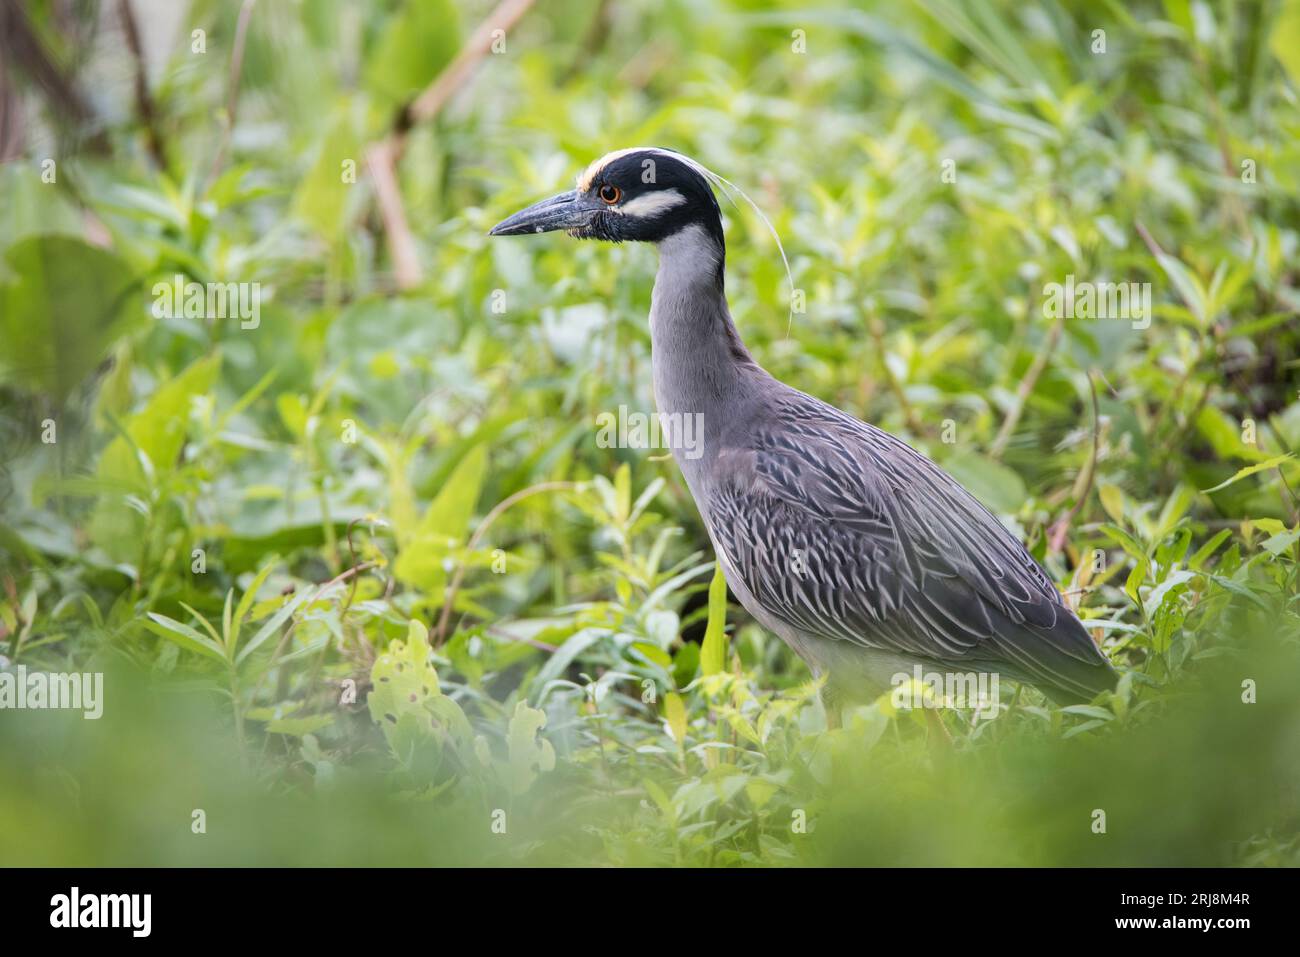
820, 682, 842, 730
924, 706, 953, 749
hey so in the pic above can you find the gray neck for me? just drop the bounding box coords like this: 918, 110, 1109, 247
649, 225, 754, 428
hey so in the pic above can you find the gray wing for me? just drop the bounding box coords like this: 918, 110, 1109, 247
706, 390, 1116, 701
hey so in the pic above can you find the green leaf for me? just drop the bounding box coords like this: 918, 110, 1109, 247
1144, 569, 1196, 617
221, 589, 235, 655
1188, 529, 1232, 570
700, 564, 729, 676
1271, 0, 1300, 86
1059, 704, 1114, 721
1154, 484, 1196, 539
1261, 529, 1300, 556
530, 628, 606, 703
145, 613, 227, 663
363, 0, 461, 106
1202, 454, 1293, 493
664, 691, 688, 745
232, 563, 277, 644
1098, 483, 1126, 525
234, 586, 315, 666
393, 443, 488, 591
88, 353, 221, 561
1208, 575, 1275, 612
291, 112, 361, 240
1099, 523, 1147, 560
506, 701, 556, 795
614, 463, 632, 524
0, 237, 143, 401
367, 619, 463, 769
1154, 251, 1207, 325
265, 715, 336, 736
941, 450, 1027, 513
1194, 407, 1267, 463
1124, 557, 1147, 606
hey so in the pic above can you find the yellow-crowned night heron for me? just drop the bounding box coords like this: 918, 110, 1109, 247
490, 147, 1117, 715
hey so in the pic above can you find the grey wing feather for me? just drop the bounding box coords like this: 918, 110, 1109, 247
706, 389, 1116, 701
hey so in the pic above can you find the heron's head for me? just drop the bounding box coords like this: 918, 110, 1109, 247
488, 147, 724, 250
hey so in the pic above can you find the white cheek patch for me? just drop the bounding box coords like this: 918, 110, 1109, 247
614, 188, 687, 218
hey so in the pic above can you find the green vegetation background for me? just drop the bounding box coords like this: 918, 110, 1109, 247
1, 0, 1298, 866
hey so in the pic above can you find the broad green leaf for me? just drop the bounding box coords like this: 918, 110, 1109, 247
1261, 529, 1300, 556
291, 111, 361, 241
88, 353, 221, 560
664, 691, 688, 745
414, 444, 488, 542
0, 237, 143, 401
1271, 0, 1300, 86
367, 619, 459, 770
942, 450, 1027, 513
1194, 407, 1267, 463
1144, 569, 1196, 617
1098, 483, 1126, 525
363, 0, 461, 106
393, 443, 488, 590
506, 701, 556, 795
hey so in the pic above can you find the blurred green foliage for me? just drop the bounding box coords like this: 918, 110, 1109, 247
1, 0, 1298, 866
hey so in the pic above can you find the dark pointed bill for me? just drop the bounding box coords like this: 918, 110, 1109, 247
488, 190, 589, 236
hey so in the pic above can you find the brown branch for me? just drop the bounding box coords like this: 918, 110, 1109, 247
367, 0, 536, 289
560, 0, 613, 84
1136, 220, 1217, 447
320, 560, 379, 593
1134, 220, 1166, 260
435, 481, 575, 646
115, 0, 167, 170
0, 41, 26, 161
1049, 372, 1101, 553
365, 140, 421, 290
404, 0, 535, 131
868, 312, 923, 436
990, 308, 1065, 460
0, 0, 108, 154
208, 0, 257, 186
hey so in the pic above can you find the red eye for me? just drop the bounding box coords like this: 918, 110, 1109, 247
598, 184, 622, 204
